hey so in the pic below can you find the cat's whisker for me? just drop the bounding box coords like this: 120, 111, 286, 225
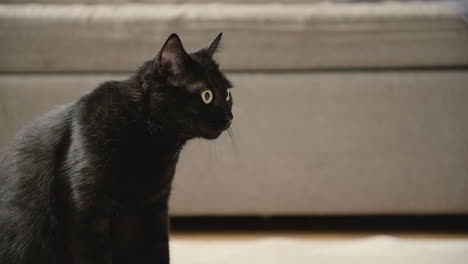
227, 127, 239, 169
207, 140, 213, 170
213, 140, 218, 160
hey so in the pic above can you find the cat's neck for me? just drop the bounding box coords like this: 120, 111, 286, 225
78, 80, 187, 204
77, 80, 190, 172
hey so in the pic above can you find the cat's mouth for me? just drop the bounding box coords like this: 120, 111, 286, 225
204, 128, 225, 139
201, 125, 229, 140
199, 116, 232, 140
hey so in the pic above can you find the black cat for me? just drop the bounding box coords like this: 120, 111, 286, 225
0, 33, 233, 264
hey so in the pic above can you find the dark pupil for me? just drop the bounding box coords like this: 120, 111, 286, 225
204, 93, 210, 100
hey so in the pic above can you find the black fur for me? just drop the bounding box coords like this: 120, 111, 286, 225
0, 33, 233, 264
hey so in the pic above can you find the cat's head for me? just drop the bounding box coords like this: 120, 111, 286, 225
140, 33, 233, 140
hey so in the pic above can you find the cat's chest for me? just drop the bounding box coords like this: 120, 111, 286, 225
104, 151, 180, 205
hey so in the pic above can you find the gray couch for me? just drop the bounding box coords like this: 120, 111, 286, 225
1, 0, 468, 216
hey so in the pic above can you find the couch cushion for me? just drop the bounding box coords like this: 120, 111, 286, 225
0, 2, 467, 72
1, 71, 468, 215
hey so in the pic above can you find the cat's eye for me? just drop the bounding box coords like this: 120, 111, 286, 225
201, 90, 213, 104
226, 89, 231, 101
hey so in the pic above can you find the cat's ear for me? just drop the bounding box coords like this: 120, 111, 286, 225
156, 33, 189, 74
206, 32, 223, 57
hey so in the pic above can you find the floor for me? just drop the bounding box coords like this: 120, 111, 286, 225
173, 230, 468, 241
169, 216, 468, 264
171, 232, 468, 264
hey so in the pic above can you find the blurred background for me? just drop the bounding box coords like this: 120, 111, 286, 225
1, 0, 468, 263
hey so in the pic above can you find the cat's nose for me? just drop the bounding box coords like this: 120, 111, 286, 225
223, 112, 233, 127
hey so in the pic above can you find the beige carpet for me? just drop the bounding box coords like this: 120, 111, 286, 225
171, 235, 468, 264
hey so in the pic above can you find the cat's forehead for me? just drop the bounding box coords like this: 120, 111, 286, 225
190, 51, 232, 86
187, 78, 229, 93
206, 68, 232, 90
187, 64, 232, 92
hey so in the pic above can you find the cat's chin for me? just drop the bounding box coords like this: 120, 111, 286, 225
199, 129, 224, 140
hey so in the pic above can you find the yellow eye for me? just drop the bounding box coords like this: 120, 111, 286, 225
201, 90, 213, 104
226, 89, 231, 101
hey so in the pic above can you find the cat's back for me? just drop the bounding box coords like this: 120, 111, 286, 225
0, 103, 74, 181
0, 103, 75, 263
